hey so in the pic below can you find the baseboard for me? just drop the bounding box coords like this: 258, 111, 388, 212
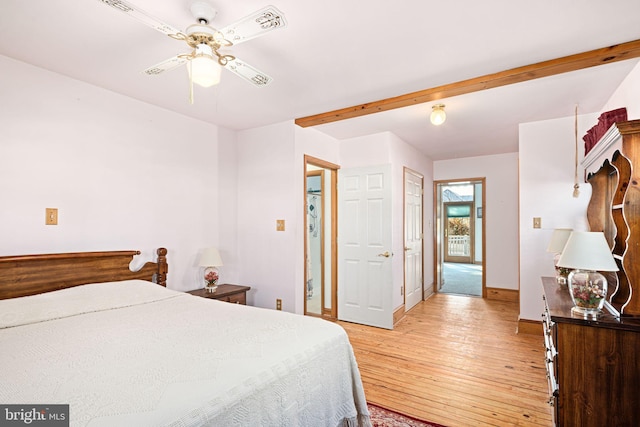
393, 304, 405, 325
486, 287, 519, 302
517, 319, 543, 336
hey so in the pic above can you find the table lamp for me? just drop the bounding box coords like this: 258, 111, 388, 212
556, 231, 618, 318
199, 247, 223, 292
546, 228, 573, 285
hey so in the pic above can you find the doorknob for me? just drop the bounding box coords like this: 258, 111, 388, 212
377, 251, 391, 258
404, 247, 410, 251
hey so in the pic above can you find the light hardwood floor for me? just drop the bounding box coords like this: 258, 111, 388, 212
339, 293, 553, 427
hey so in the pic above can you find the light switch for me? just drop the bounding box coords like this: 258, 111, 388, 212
276, 219, 285, 231
533, 217, 541, 229
46, 208, 58, 225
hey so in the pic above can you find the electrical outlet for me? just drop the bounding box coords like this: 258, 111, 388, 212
533, 217, 542, 229
46, 208, 58, 225
276, 299, 282, 310
276, 220, 285, 231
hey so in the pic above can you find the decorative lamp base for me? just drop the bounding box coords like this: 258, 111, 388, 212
554, 256, 570, 286
203, 266, 220, 293
568, 269, 607, 318
571, 305, 601, 319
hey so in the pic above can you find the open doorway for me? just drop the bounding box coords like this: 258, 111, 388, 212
434, 179, 486, 297
304, 155, 338, 318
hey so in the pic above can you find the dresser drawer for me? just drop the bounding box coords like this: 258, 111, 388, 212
187, 284, 251, 305
220, 292, 246, 304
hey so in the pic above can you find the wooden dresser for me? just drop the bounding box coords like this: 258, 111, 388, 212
542, 277, 640, 426
582, 120, 640, 317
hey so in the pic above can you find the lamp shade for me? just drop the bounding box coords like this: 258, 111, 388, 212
430, 104, 446, 126
546, 228, 573, 253
556, 232, 618, 271
189, 44, 221, 88
199, 247, 223, 267
191, 56, 221, 87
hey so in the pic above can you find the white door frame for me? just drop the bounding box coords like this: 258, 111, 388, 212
433, 178, 486, 297
304, 155, 339, 318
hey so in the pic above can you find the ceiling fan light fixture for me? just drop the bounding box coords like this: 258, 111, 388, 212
189, 44, 221, 87
430, 104, 446, 126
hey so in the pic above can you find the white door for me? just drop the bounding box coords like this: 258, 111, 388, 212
338, 164, 393, 329
404, 169, 423, 310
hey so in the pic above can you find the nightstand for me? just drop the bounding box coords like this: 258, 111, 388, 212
188, 284, 251, 305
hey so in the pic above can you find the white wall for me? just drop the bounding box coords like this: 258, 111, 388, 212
518, 115, 596, 320
294, 126, 341, 313
602, 61, 640, 119
434, 153, 519, 290
217, 127, 240, 285
518, 60, 640, 321
235, 122, 348, 313
388, 133, 435, 300
339, 133, 391, 168
0, 55, 227, 290
339, 132, 434, 310
236, 122, 297, 310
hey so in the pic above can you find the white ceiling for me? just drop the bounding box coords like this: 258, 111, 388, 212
2, 0, 640, 160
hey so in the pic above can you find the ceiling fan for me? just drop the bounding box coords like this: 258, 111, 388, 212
99, 0, 287, 101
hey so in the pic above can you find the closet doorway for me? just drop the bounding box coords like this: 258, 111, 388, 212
304, 155, 338, 318
434, 179, 486, 297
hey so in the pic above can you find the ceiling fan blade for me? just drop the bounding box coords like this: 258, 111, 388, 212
224, 58, 273, 86
143, 56, 189, 75
218, 6, 287, 45
99, 0, 182, 37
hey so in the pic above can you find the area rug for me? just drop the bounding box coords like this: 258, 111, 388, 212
367, 403, 447, 427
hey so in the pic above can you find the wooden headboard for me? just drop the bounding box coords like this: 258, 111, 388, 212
0, 248, 168, 300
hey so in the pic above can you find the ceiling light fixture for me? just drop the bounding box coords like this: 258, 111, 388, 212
430, 104, 446, 126
189, 44, 222, 88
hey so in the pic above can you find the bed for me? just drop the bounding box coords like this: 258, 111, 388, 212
0, 248, 370, 426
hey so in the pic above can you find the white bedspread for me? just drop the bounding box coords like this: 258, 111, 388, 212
0, 280, 371, 427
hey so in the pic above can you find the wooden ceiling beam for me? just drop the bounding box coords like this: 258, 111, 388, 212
294, 39, 640, 128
